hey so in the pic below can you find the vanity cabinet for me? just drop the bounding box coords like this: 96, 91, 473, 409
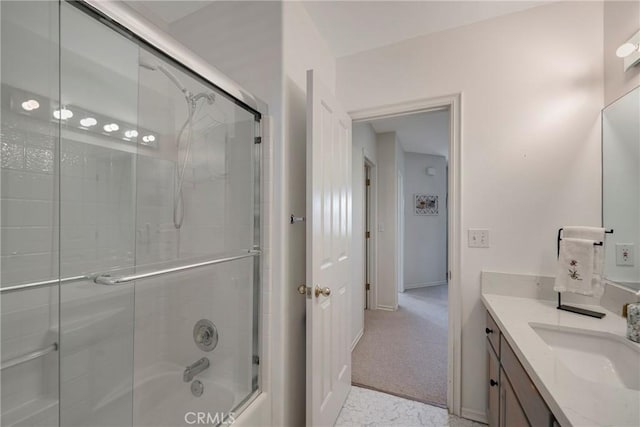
487, 341, 500, 427
485, 311, 557, 427
500, 368, 530, 427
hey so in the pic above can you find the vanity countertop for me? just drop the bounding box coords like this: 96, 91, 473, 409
481, 293, 640, 427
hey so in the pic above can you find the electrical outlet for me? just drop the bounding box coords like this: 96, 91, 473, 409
468, 229, 490, 248
616, 243, 634, 266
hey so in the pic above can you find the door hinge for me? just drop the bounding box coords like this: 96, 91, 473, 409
448, 271, 452, 280
366, 179, 371, 186
366, 283, 370, 290
252, 355, 259, 365
254, 136, 262, 144
366, 231, 370, 239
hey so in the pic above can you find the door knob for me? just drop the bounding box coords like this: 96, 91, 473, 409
298, 285, 307, 295
315, 286, 331, 298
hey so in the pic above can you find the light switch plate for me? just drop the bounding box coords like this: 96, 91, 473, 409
468, 229, 490, 248
616, 243, 634, 266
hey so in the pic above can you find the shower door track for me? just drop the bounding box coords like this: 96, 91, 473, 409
91, 250, 262, 286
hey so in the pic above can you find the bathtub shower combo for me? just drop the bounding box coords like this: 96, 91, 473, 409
0, 1, 263, 426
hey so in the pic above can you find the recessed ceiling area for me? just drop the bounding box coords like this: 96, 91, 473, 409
367, 110, 450, 158
302, 1, 548, 57
124, 1, 549, 58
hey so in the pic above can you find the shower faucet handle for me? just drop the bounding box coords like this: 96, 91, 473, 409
195, 327, 210, 344
193, 319, 218, 352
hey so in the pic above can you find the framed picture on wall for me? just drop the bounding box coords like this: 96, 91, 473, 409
415, 194, 438, 216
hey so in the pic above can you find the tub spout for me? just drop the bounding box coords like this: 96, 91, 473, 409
183, 357, 210, 382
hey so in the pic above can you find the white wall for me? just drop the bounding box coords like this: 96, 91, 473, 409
337, 1, 604, 418
604, 1, 640, 105
404, 153, 448, 289
351, 122, 377, 346
375, 132, 400, 310
354, 122, 378, 164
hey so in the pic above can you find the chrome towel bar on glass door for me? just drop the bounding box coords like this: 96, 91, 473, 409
1, 276, 86, 294
91, 250, 261, 286
1, 343, 58, 371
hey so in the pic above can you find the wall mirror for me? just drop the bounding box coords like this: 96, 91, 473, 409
603, 85, 640, 292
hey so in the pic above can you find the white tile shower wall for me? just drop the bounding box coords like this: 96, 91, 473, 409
1, 113, 58, 286
1, 110, 60, 427
132, 117, 257, 422
1, 290, 59, 427
134, 120, 254, 265
132, 259, 255, 425
2, 8, 60, 424
2, 125, 135, 286
55, 137, 136, 426
59, 283, 135, 427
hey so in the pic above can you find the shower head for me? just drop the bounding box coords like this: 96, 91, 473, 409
139, 58, 189, 95
139, 57, 157, 71
191, 92, 216, 105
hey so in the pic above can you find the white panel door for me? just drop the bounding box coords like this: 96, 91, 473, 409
306, 69, 352, 426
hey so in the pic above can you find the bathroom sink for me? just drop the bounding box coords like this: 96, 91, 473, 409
530, 323, 640, 391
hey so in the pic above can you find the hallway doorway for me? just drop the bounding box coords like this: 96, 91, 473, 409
350, 102, 455, 408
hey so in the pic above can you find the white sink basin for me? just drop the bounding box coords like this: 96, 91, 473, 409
530, 322, 640, 391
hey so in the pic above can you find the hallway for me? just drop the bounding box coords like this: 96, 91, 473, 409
351, 285, 448, 406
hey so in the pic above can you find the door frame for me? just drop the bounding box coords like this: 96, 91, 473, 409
397, 171, 405, 294
363, 158, 377, 312
349, 93, 462, 416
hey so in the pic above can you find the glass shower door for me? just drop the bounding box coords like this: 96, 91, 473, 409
131, 46, 261, 426
1, 2, 60, 426
58, 3, 138, 426
2, 2, 262, 426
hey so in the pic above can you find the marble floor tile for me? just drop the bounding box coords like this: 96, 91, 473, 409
335, 386, 486, 427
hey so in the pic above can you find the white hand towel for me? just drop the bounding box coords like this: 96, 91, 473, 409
554, 238, 596, 296
562, 226, 605, 297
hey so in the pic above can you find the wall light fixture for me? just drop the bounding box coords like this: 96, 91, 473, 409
617, 30, 640, 71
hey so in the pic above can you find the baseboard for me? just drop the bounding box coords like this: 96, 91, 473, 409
376, 304, 396, 311
404, 280, 447, 290
460, 407, 488, 424
351, 328, 363, 351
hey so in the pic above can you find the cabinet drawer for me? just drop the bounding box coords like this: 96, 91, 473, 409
500, 335, 553, 427
486, 311, 500, 355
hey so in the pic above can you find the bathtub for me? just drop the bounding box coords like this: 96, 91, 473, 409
133, 362, 241, 427
80, 362, 246, 427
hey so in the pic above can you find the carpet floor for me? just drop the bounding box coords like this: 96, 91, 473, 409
351, 285, 448, 407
